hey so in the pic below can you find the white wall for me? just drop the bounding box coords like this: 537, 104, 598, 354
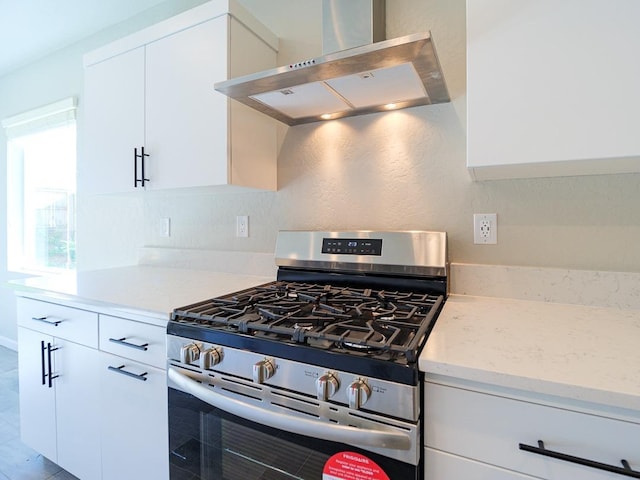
143, 0, 640, 271
2, 0, 640, 346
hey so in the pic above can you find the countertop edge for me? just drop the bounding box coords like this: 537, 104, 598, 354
420, 358, 640, 414
12, 287, 170, 327
6, 265, 276, 328
419, 294, 640, 414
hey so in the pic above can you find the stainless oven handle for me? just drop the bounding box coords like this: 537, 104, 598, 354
168, 367, 411, 451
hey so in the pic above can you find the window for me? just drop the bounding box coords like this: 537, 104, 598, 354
3, 98, 77, 273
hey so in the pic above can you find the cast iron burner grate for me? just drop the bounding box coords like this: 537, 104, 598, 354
171, 281, 443, 363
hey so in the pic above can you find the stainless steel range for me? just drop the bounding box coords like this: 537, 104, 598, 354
167, 230, 447, 480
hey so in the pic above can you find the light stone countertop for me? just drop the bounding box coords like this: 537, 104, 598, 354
11, 256, 640, 413
419, 294, 640, 412
10, 265, 274, 327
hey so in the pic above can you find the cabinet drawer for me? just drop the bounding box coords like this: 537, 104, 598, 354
99, 315, 165, 368
17, 297, 98, 347
426, 447, 537, 479
99, 352, 168, 480
425, 382, 640, 479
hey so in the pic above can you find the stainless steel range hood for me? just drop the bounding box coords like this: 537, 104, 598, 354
214, 1, 450, 126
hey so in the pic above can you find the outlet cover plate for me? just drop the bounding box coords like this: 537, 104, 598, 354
474, 213, 497, 244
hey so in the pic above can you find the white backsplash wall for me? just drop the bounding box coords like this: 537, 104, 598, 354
143, 0, 468, 254
142, 0, 640, 273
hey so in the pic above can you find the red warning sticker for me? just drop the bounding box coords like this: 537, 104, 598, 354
322, 451, 390, 480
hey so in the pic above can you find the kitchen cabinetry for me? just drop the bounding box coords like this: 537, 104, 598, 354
17, 297, 101, 480
83, 47, 145, 193
424, 378, 640, 479
17, 295, 170, 480
467, 0, 640, 180
99, 315, 168, 480
82, 0, 278, 194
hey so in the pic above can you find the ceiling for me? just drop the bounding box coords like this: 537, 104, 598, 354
0, 0, 168, 78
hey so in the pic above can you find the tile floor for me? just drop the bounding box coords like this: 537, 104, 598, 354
0, 345, 78, 480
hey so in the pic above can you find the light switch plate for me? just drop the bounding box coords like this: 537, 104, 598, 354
236, 216, 249, 238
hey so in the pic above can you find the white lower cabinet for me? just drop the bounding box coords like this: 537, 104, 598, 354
100, 352, 168, 480
98, 314, 168, 480
17, 299, 102, 480
424, 380, 640, 480
17, 296, 169, 480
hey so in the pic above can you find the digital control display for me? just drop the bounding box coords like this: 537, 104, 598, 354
321, 238, 382, 256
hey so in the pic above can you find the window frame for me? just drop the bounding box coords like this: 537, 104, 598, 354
3, 97, 78, 274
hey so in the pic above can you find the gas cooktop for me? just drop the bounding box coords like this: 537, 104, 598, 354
171, 280, 443, 365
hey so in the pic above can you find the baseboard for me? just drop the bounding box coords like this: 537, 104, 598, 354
0, 336, 18, 351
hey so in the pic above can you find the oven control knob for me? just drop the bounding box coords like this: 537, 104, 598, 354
180, 343, 200, 364
347, 378, 372, 410
199, 347, 223, 370
316, 372, 339, 401
253, 358, 275, 384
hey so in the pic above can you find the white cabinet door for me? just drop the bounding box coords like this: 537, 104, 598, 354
467, 0, 640, 180
55, 339, 102, 480
100, 352, 169, 480
145, 16, 228, 190
17, 328, 101, 480
82, 46, 145, 194
17, 327, 57, 462
82, 3, 278, 194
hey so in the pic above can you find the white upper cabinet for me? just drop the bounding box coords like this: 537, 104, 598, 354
81, 0, 278, 194
467, 0, 640, 180
83, 47, 145, 193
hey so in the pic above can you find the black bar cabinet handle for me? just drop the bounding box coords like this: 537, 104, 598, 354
140, 146, 149, 187
109, 337, 149, 351
40, 341, 46, 386
32, 315, 62, 326
46, 342, 59, 388
519, 440, 640, 478
133, 146, 150, 188
134, 147, 138, 187
108, 365, 148, 382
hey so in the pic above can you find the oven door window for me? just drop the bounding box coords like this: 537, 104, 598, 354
169, 388, 418, 480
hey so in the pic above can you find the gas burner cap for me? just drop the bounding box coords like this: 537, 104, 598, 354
342, 331, 386, 351
293, 323, 313, 330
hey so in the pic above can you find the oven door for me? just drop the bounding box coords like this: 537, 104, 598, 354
168, 367, 420, 480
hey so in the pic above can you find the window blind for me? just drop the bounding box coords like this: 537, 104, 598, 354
2, 97, 77, 139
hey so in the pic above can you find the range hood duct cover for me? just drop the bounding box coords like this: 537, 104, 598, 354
214, 0, 450, 126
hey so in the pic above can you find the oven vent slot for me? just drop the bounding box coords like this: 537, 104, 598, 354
348, 410, 413, 430
217, 376, 264, 401
271, 389, 320, 407
218, 375, 261, 390
170, 362, 201, 376
271, 402, 320, 419
219, 386, 262, 402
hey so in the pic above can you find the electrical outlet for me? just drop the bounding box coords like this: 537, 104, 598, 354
236, 215, 249, 238
473, 213, 497, 244
160, 217, 171, 237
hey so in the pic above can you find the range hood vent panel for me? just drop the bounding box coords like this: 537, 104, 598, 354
250, 82, 352, 119
214, 4, 450, 126
326, 62, 427, 109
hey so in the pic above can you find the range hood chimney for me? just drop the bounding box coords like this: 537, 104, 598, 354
214, 0, 450, 126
